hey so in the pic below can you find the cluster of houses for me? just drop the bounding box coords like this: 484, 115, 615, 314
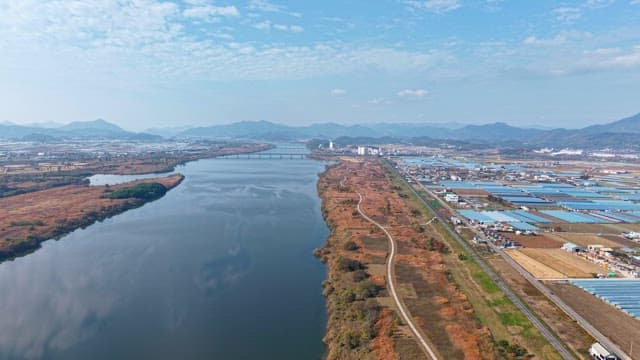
561, 242, 640, 278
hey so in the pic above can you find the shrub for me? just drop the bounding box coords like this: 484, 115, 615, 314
355, 280, 382, 299
343, 240, 359, 251
10, 220, 45, 227
351, 269, 369, 282
107, 182, 167, 200
337, 257, 365, 272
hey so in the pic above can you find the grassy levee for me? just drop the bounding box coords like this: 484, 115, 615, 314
379, 158, 565, 360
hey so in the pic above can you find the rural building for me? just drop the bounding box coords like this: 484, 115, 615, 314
561, 242, 584, 253
444, 193, 459, 203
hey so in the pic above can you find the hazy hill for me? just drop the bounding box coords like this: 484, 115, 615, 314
450, 122, 544, 142
580, 112, 640, 134
58, 119, 125, 132
529, 113, 640, 148
176, 120, 554, 144
0, 119, 160, 141
180, 120, 296, 138
4, 112, 640, 149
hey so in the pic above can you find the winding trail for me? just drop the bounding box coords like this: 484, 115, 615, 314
356, 191, 439, 360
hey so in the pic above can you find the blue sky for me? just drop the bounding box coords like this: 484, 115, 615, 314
1, 0, 639, 130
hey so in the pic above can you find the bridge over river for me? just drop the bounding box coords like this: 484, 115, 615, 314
216, 144, 309, 159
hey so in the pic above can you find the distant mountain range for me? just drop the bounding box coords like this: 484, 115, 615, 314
0, 119, 160, 141
172, 113, 640, 149
2, 113, 639, 149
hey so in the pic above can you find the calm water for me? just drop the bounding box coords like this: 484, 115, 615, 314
0, 156, 328, 359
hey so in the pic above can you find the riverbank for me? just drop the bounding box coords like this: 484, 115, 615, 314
0, 174, 183, 262
315, 158, 498, 359
0, 142, 271, 198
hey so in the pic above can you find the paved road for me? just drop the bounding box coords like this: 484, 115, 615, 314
393, 163, 632, 360
356, 191, 439, 360
384, 163, 577, 360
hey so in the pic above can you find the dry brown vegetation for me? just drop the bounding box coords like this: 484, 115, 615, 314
0, 143, 269, 198
317, 159, 497, 359
548, 233, 627, 249
502, 233, 562, 248
506, 249, 603, 278
0, 174, 183, 260
505, 250, 566, 279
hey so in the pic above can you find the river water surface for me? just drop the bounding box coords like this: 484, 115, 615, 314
0, 155, 328, 359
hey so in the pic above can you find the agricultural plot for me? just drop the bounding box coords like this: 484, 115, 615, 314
545, 223, 621, 234
571, 279, 640, 319
503, 233, 562, 248
505, 250, 565, 279
549, 233, 624, 249
547, 281, 640, 354
506, 249, 603, 279
520, 249, 603, 278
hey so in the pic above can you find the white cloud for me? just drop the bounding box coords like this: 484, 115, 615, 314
253, 21, 303, 32
183, 5, 240, 20
368, 98, 389, 105
253, 21, 272, 30
520, 44, 640, 76
404, 0, 461, 13
631, 0, 640, 4
330, 88, 347, 96
289, 25, 304, 33
584, 0, 615, 9
0, 0, 448, 84
591, 46, 640, 68
553, 7, 582, 23
248, 0, 285, 12
247, 0, 300, 17
397, 89, 428, 98
523, 31, 592, 46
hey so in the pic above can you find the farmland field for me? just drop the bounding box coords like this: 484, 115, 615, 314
505, 250, 565, 279
502, 233, 562, 248
520, 249, 603, 278
548, 233, 623, 248
506, 249, 603, 279
544, 223, 621, 234
547, 281, 640, 354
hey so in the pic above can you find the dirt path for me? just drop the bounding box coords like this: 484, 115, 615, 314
356, 191, 439, 360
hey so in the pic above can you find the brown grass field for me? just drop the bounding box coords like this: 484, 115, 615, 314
601, 235, 640, 248
543, 223, 621, 234
548, 233, 624, 248
0, 174, 183, 257
503, 233, 563, 248
317, 159, 497, 359
505, 250, 565, 279
512, 249, 603, 278
610, 222, 640, 232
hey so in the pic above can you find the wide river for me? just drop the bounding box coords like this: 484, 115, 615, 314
0, 154, 329, 359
